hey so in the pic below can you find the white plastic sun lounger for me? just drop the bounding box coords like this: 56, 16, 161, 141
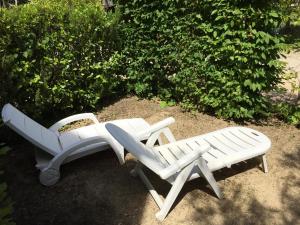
1, 104, 174, 186
105, 118, 271, 221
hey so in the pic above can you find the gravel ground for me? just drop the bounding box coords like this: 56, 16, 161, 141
273, 51, 300, 103
1, 96, 299, 225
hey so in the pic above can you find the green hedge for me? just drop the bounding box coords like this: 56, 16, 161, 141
0, 0, 123, 118
0, 0, 289, 121
119, 0, 285, 119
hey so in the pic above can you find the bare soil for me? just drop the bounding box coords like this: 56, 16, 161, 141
1, 96, 300, 225
270, 51, 300, 104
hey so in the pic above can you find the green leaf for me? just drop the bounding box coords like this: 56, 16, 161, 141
269, 12, 278, 18
213, 31, 217, 38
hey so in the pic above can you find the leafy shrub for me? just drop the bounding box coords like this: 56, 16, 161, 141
278, 0, 300, 49
119, 0, 285, 119
273, 102, 300, 126
0, 0, 123, 118
0, 0, 29, 8
279, 0, 300, 26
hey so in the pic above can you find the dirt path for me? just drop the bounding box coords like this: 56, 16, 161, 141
1, 97, 300, 225
266, 51, 300, 104
281, 51, 300, 99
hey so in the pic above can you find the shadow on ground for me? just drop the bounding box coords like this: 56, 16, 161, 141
1, 128, 147, 225
188, 146, 300, 225
188, 177, 300, 224
1, 97, 299, 225
2, 129, 300, 225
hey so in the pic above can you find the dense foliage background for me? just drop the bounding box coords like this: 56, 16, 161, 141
0, 0, 299, 223
119, 0, 285, 119
0, 0, 123, 118
0, 0, 292, 120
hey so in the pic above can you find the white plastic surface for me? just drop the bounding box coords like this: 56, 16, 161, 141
106, 121, 272, 221
2, 104, 61, 155
1, 103, 153, 185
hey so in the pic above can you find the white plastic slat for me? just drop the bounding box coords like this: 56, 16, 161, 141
176, 142, 193, 154
216, 132, 245, 150
230, 129, 259, 146
201, 152, 225, 171
238, 128, 264, 143
238, 129, 261, 143
222, 130, 254, 149
202, 152, 217, 162
175, 145, 187, 156
153, 148, 170, 166
185, 140, 201, 152
167, 147, 180, 160
227, 129, 257, 147
204, 151, 218, 160
210, 133, 241, 152
167, 145, 185, 159
207, 147, 227, 159
194, 138, 209, 148
158, 148, 177, 164
202, 151, 218, 162
203, 136, 235, 157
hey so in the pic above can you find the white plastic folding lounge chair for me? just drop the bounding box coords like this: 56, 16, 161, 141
106, 118, 271, 221
1, 104, 174, 186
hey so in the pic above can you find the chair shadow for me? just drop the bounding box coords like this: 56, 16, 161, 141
280, 145, 300, 170
1, 136, 148, 225
138, 157, 263, 214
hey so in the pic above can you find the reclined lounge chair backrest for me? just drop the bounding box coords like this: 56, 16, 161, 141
1, 104, 61, 155
105, 123, 165, 173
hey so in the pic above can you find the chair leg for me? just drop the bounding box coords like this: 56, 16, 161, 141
34, 150, 52, 170
130, 162, 142, 177
155, 163, 194, 221
196, 158, 222, 199
37, 152, 61, 186
39, 167, 61, 186
162, 128, 176, 143
261, 154, 268, 173
136, 168, 164, 209
157, 136, 163, 145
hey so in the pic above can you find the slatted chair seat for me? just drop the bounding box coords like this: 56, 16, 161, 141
154, 127, 269, 172
106, 118, 271, 221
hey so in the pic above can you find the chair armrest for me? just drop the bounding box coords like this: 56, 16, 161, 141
146, 127, 176, 148
146, 117, 175, 134
138, 117, 176, 147
158, 144, 210, 180
49, 113, 99, 133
